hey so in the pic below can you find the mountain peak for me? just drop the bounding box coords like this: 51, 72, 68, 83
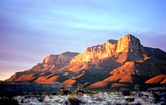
70, 34, 146, 63
6, 34, 166, 89
126, 33, 133, 36
116, 34, 144, 53
106, 39, 117, 44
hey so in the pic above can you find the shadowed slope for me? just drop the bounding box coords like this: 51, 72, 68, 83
5, 34, 166, 89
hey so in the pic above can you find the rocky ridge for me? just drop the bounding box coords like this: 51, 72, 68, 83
6, 34, 166, 89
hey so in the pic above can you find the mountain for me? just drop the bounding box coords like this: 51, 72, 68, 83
6, 34, 166, 89
6, 51, 79, 82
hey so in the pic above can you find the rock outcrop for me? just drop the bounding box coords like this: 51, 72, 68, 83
116, 34, 145, 53
145, 74, 166, 84
6, 34, 166, 89
70, 39, 118, 63
70, 34, 146, 64
32, 51, 79, 71
6, 52, 78, 82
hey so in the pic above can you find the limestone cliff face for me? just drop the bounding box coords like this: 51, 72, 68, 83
70, 39, 117, 63
116, 34, 145, 53
43, 52, 78, 64
6, 52, 78, 81
6, 34, 166, 87
70, 34, 145, 63
31, 52, 79, 71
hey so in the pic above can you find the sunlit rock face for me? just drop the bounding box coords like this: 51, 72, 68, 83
70, 39, 117, 63
31, 51, 79, 71
6, 34, 166, 87
70, 34, 146, 63
43, 52, 78, 64
116, 34, 145, 53
145, 74, 166, 84
6, 52, 78, 82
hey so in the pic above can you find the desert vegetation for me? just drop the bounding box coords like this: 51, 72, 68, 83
0, 83, 166, 105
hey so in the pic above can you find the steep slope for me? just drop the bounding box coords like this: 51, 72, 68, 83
6, 34, 166, 89
88, 58, 166, 88
6, 52, 79, 82
144, 47, 166, 61
32, 51, 79, 71
65, 34, 166, 87
70, 39, 118, 63
70, 34, 146, 63
145, 74, 166, 84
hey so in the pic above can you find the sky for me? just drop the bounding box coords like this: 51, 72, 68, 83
0, 0, 166, 80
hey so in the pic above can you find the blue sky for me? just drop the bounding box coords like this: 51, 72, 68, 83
0, 0, 166, 80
